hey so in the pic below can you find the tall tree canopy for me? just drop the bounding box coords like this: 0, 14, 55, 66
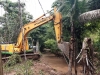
0, 0, 33, 43
88, 0, 100, 10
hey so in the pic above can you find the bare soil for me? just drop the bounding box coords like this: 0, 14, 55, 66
38, 52, 83, 75
40, 52, 68, 73
32, 52, 68, 75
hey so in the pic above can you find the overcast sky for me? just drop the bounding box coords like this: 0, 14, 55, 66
0, 0, 55, 19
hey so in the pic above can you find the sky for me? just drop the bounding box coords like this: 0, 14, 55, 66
0, 0, 56, 19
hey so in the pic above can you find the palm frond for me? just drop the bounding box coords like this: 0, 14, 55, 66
79, 9, 100, 22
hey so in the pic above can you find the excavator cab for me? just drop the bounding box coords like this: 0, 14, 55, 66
26, 37, 34, 49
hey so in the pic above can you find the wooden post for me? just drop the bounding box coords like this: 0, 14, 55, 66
0, 45, 3, 75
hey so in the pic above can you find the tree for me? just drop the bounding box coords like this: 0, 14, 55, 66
88, 0, 100, 10
0, 1, 33, 43
44, 39, 59, 53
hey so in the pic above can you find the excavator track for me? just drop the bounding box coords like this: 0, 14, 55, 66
20, 53, 40, 60
2, 52, 40, 63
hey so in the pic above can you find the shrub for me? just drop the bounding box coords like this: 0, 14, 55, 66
14, 60, 34, 75
4, 54, 22, 67
4, 59, 34, 75
44, 39, 60, 53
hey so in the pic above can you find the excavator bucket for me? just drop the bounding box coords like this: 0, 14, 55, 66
58, 42, 70, 63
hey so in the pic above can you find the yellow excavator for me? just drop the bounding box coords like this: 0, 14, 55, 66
0, 7, 69, 60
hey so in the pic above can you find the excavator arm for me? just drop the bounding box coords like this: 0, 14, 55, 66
14, 7, 62, 53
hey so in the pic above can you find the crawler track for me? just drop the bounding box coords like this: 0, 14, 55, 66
2, 53, 40, 63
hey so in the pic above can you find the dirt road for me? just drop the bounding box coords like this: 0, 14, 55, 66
40, 52, 68, 73
39, 52, 83, 75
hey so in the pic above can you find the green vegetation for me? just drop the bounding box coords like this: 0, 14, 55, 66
44, 39, 60, 53
4, 55, 34, 75
4, 54, 22, 67
44, 39, 56, 49
0, 0, 33, 43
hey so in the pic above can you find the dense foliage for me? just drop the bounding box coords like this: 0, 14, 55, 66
0, 1, 32, 43
44, 39, 59, 53
88, 0, 100, 10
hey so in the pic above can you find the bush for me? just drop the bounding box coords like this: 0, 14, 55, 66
14, 60, 34, 75
5, 54, 22, 67
4, 60, 34, 75
44, 39, 60, 53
